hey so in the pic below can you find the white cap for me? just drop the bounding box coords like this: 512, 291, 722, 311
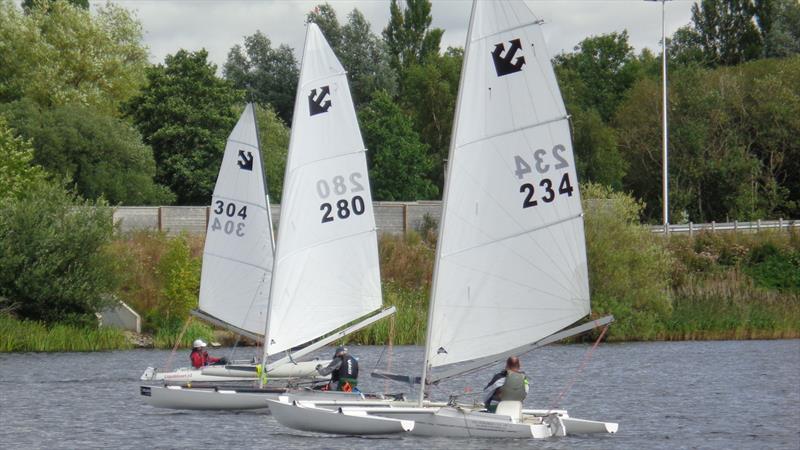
193, 339, 207, 348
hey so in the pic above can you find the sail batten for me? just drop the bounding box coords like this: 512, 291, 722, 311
424, 1, 591, 372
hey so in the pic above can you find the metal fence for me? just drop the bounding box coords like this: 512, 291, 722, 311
649, 219, 799, 235
113, 204, 798, 236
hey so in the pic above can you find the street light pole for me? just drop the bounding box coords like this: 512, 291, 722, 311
647, 0, 671, 233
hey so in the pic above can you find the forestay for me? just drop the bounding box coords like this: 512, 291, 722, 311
426, 1, 590, 370
198, 103, 273, 336
265, 23, 382, 355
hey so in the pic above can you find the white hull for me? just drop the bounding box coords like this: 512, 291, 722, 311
139, 385, 379, 411
266, 398, 618, 439
140, 360, 325, 384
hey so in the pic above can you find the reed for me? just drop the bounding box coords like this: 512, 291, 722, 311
347, 282, 429, 345
0, 314, 131, 352
152, 320, 215, 349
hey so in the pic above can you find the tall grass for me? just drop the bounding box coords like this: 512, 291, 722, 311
153, 320, 215, 349
0, 314, 131, 352
348, 282, 429, 345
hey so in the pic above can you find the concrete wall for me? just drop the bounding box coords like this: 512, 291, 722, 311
98, 301, 141, 333
114, 202, 443, 236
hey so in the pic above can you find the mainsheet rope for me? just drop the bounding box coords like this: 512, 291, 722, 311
546, 324, 609, 412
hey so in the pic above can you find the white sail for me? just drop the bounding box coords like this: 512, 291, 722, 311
198, 104, 273, 336
426, 0, 590, 370
265, 23, 382, 355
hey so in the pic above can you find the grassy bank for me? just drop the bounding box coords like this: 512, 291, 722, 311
3, 204, 797, 352
0, 314, 132, 352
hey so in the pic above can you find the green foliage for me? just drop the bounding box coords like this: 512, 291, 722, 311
615, 57, 800, 222
22, 0, 89, 11
759, 0, 800, 58
581, 183, 674, 340
126, 49, 243, 205
401, 48, 462, 189
0, 180, 118, 325
359, 90, 437, 200
571, 108, 626, 190
152, 234, 201, 329
0, 100, 174, 205
0, 116, 47, 200
347, 281, 429, 345
255, 104, 290, 202
745, 242, 800, 292
382, 0, 443, 76
690, 0, 764, 66
0, 314, 131, 352
153, 319, 214, 349
223, 31, 298, 125
0, 0, 148, 115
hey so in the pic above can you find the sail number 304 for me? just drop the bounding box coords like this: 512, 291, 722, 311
211, 200, 247, 237
318, 172, 367, 224
514, 145, 574, 209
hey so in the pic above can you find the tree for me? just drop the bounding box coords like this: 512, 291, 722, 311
0, 0, 148, 115
757, 0, 800, 58
255, 103, 290, 202
358, 90, 437, 201
401, 48, 462, 189
307, 5, 397, 107
22, 0, 88, 11
0, 100, 173, 205
553, 31, 640, 122
126, 49, 243, 205
382, 0, 443, 76
690, 0, 763, 66
0, 179, 117, 325
223, 31, 299, 125
0, 116, 47, 201
571, 108, 627, 190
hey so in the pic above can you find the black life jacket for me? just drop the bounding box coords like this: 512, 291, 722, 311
336, 355, 359, 379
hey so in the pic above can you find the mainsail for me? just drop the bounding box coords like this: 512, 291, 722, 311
425, 0, 590, 372
265, 23, 382, 355
197, 104, 274, 337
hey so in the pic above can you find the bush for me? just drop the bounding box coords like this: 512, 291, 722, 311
581, 183, 673, 340
0, 179, 118, 325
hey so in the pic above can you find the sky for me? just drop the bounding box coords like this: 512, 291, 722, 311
97, 0, 697, 68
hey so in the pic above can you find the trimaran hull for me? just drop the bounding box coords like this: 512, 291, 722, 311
266, 398, 617, 438
140, 360, 324, 384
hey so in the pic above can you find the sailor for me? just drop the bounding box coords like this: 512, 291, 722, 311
482, 356, 529, 412
315, 346, 359, 392
189, 339, 226, 369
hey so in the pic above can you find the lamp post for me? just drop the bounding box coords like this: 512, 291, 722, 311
647, 0, 671, 233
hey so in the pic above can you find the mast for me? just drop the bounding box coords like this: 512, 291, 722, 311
251, 102, 277, 253
260, 23, 312, 386
417, 0, 478, 406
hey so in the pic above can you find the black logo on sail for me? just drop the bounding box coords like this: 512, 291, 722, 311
237, 150, 253, 171
491, 38, 526, 76
308, 85, 332, 116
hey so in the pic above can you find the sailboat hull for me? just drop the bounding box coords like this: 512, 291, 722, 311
266, 398, 618, 439
139, 385, 375, 411
141, 360, 326, 383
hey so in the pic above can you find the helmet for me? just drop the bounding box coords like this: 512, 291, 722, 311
334, 346, 347, 356
193, 339, 207, 348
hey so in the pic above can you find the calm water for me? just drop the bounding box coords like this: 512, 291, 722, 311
1, 340, 798, 449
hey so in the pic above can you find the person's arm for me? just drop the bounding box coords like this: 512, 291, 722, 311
316, 358, 341, 376
207, 354, 221, 364
482, 377, 505, 404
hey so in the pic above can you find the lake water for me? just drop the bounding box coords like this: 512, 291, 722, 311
1, 340, 798, 449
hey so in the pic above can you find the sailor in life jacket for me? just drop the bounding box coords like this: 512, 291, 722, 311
316, 346, 359, 392
482, 356, 529, 412
189, 339, 226, 369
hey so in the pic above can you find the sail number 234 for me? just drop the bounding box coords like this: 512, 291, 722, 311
514, 145, 574, 209
317, 172, 366, 223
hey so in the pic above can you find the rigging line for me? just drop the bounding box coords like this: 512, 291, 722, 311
442, 202, 583, 296
470, 14, 541, 43
211, 195, 269, 211
300, 70, 347, 89
226, 138, 258, 150
282, 147, 367, 177
165, 315, 193, 372
203, 251, 272, 272
459, 115, 568, 150
273, 227, 376, 265
547, 323, 609, 412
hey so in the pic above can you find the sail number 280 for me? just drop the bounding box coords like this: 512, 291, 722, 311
317, 172, 367, 224
514, 145, 574, 209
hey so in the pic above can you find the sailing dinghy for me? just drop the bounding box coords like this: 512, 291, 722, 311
267, 0, 618, 437
141, 23, 397, 410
